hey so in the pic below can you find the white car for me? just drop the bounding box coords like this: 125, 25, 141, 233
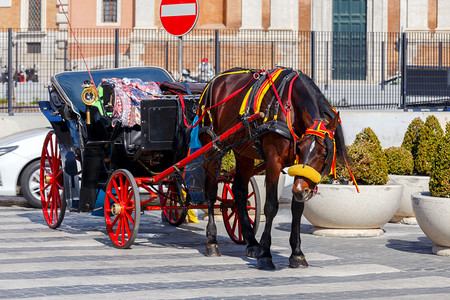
0, 128, 50, 207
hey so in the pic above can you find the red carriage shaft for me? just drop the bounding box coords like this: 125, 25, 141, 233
142, 113, 262, 184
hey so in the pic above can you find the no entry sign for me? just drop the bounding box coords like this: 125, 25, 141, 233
160, 0, 199, 37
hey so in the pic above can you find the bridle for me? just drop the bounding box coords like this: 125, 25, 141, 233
302, 119, 336, 176
288, 119, 336, 184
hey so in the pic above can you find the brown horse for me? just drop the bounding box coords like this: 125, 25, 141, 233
198, 67, 349, 270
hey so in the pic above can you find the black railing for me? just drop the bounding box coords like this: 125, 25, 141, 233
1, 28, 450, 114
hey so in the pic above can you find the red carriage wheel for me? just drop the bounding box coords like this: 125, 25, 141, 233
159, 181, 187, 226
221, 176, 261, 244
40, 131, 66, 229
104, 169, 141, 249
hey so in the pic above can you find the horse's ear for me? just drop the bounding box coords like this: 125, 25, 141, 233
326, 112, 339, 132
302, 109, 314, 128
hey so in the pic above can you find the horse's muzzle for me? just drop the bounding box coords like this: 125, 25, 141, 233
292, 186, 314, 203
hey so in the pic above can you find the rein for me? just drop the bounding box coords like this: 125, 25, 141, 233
294, 119, 360, 193
302, 119, 336, 176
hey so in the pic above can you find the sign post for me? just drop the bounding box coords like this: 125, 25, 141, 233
160, 0, 199, 79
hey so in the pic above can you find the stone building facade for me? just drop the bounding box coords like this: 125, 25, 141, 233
1, 1, 449, 84
1, 1, 449, 33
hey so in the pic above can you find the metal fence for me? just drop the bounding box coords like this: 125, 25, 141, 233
1, 28, 450, 114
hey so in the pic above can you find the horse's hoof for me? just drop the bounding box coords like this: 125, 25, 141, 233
246, 245, 261, 258
204, 244, 221, 257
257, 257, 275, 270
289, 255, 309, 268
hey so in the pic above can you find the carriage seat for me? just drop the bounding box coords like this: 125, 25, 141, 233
159, 81, 206, 95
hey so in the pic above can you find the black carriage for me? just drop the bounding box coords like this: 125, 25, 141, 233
39, 66, 261, 248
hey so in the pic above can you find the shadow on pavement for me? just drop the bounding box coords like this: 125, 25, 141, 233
386, 237, 434, 254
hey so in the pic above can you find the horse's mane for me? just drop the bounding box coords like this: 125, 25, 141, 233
297, 72, 350, 165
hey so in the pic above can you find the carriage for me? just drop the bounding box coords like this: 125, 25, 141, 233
39, 66, 262, 248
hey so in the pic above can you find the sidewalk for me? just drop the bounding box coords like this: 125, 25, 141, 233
0, 195, 449, 299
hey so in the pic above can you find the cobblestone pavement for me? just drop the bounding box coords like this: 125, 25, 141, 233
0, 195, 449, 299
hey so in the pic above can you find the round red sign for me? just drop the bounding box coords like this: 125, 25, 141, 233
160, 0, 199, 37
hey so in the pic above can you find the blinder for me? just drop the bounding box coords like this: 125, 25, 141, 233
288, 119, 337, 182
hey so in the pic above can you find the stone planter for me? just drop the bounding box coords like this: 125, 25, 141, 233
303, 184, 403, 237
411, 192, 450, 256
388, 175, 430, 224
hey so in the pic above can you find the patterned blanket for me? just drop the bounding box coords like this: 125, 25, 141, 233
100, 77, 162, 127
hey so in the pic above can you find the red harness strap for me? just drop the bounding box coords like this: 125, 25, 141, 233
302, 120, 337, 178
171, 71, 261, 129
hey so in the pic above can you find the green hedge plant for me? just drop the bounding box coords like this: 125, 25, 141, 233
345, 127, 389, 185
220, 151, 235, 174
429, 121, 450, 198
401, 117, 424, 173
384, 146, 414, 175
415, 115, 443, 176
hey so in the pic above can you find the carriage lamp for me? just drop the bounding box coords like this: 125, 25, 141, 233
81, 82, 99, 125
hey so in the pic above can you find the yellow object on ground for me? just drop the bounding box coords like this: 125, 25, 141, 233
187, 209, 200, 223
287, 165, 322, 183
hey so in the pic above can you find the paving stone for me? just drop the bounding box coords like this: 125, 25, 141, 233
0, 195, 449, 299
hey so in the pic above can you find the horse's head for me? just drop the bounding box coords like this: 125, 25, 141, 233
288, 109, 340, 202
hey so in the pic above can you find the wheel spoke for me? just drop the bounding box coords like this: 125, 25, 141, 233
111, 181, 120, 204
231, 211, 238, 234
120, 217, 126, 245
224, 210, 234, 222
225, 184, 233, 197
106, 191, 118, 207
123, 215, 132, 239
110, 214, 119, 227
119, 175, 125, 202
125, 210, 135, 226
115, 217, 122, 240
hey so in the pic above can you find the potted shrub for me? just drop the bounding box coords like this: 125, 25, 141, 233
412, 121, 450, 256
387, 117, 430, 224
303, 127, 403, 237
401, 117, 424, 174
415, 115, 443, 176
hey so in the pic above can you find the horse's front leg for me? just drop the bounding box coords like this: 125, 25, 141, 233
257, 176, 279, 269
289, 200, 309, 268
257, 148, 283, 270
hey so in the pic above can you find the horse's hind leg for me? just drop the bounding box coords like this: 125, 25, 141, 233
289, 200, 309, 268
233, 154, 261, 258
203, 158, 221, 257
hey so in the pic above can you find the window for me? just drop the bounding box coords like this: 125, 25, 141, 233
28, 0, 41, 31
103, 0, 118, 23
0, 0, 12, 8
27, 42, 41, 54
